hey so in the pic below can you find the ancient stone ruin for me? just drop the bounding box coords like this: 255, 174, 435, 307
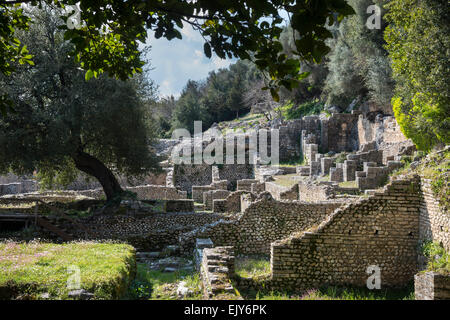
1, 112, 448, 300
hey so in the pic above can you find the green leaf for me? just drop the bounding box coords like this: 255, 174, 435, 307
204, 43, 212, 58
85, 69, 94, 81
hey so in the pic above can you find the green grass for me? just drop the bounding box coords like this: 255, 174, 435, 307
0, 241, 136, 299
235, 255, 271, 279
279, 158, 305, 167
338, 181, 358, 188
125, 263, 203, 300
272, 174, 299, 188
246, 285, 415, 300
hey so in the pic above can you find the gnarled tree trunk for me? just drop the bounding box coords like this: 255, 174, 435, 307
72, 151, 124, 201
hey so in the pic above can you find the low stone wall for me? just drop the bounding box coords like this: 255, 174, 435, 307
419, 179, 450, 252
298, 183, 334, 201
180, 193, 343, 254
0, 181, 37, 196
78, 212, 228, 251
192, 180, 229, 203
237, 179, 259, 192
77, 185, 187, 200
415, 272, 450, 300
164, 199, 194, 213
270, 177, 422, 290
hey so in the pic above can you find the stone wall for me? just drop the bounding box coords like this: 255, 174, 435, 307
265, 182, 291, 200
419, 179, 450, 252
174, 164, 212, 194
78, 212, 227, 251
203, 189, 231, 211
212, 190, 253, 214
321, 113, 360, 153
298, 183, 335, 202
414, 272, 450, 300
164, 199, 194, 213
237, 179, 259, 192
0, 181, 37, 196
77, 185, 187, 200
270, 178, 422, 290
279, 184, 299, 201
218, 164, 255, 190
180, 193, 343, 254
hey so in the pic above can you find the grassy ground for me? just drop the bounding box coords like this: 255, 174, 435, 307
125, 263, 203, 300
235, 255, 271, 278
248, 285, 415, 300
272, 174, 299, 188
0, 241, 136, 299
338, 181, 358, 189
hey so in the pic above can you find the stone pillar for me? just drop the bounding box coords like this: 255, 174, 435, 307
343, 160, 357, 181
330, 166, 344, 183
321, 157, 334, 176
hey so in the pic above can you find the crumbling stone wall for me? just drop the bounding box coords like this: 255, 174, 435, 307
180, 193, 343, 254
237, 179, 259, 192
279, 184, 299, 201
270, 178, 421, 290
212, 190, 254, 213
203, 189, 231, 211
265, 182, 298, 201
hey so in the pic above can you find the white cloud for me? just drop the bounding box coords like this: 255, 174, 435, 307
144, 23, 236, 98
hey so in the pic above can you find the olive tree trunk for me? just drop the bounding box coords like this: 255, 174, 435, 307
72, 151, 124, 201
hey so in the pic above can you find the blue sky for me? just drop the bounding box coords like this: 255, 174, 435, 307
143, 23, 236, 98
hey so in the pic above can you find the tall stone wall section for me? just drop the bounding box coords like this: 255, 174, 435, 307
270, 178, 422, 290
419, 178, 450, 252
180, 193, 343, 254
173, 164, 212, 194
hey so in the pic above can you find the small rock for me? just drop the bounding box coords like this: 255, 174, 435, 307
177, 281, 193, 298
40, 292, 50, 299
68, 289, 94, 300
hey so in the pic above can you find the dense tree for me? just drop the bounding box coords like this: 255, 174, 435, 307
384, 0, 449, 151
168, 60, 262, 134
0, 0, 355, 113
322, 0, 394, 110
0, 9, 160, 201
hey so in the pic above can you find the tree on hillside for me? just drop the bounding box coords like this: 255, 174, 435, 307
322, 0, 394, 111
171, 80, 210, 134
0, 9, 160, 201
385, 0, 449, 151
0, 0, 355, 113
